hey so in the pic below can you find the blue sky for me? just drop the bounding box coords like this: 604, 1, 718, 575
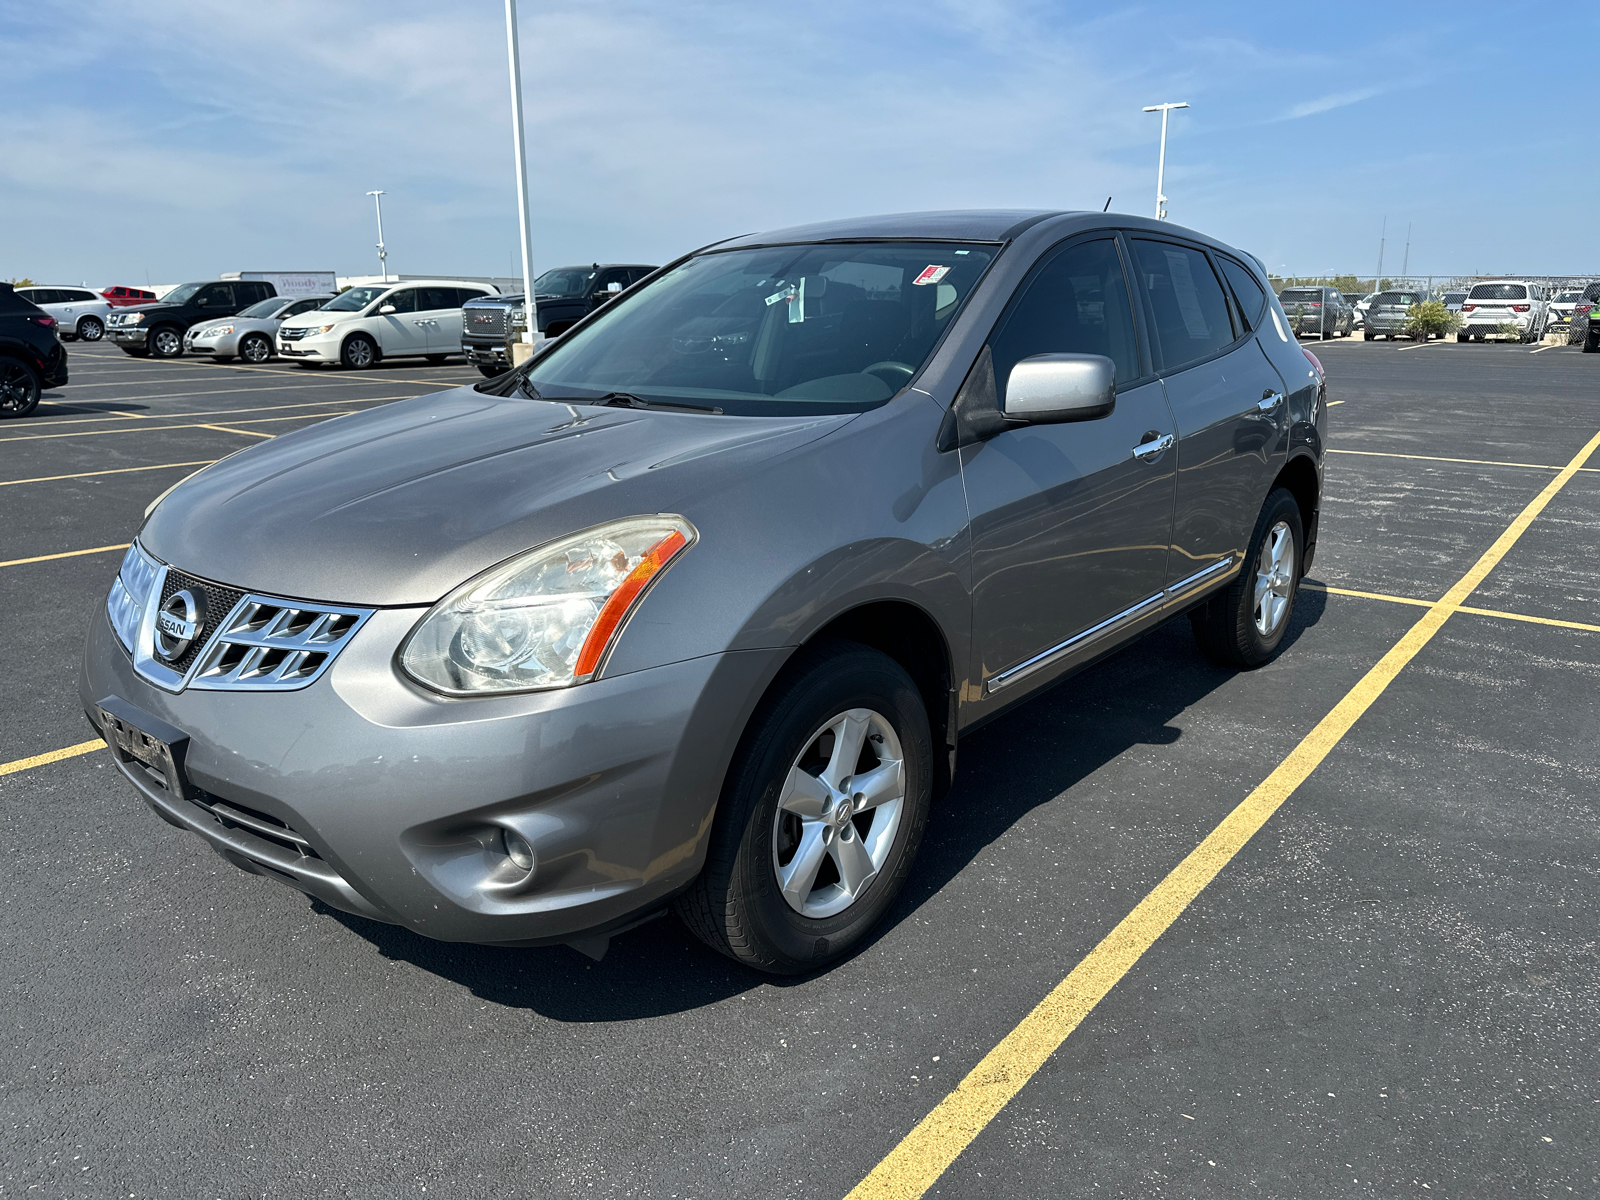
3, 1, 1594, 287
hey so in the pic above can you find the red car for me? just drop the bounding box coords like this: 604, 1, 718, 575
101, 286, 157, 308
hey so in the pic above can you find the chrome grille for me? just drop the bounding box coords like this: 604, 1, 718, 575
187, 594, 371, 691
464, 307, 507, 337
278, 327, 311, 341
158, 568, 246, 675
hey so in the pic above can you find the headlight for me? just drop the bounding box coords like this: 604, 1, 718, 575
312, 324, 337, 335
202, 325, 232, 337
106, 542, 161, 653
400, 515, 696, 695
126, 312, 145, 325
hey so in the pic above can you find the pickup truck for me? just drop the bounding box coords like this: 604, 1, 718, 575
460, 263, 656, 376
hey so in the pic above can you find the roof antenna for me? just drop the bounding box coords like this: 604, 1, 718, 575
1103, 197, 1112, 212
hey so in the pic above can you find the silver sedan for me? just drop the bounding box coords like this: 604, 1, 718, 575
185, 294, 333, 363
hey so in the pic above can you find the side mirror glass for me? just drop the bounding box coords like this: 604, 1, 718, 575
606, 281, 623, 294
378, 304, 397, 315
1003, 354, 1117, 423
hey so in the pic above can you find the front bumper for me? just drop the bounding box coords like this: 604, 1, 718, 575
276, 335, 338, 360
462, 339, 510, 369
185, 329, 241, 356
107, 325, 149, 347
81, 604, 781, 945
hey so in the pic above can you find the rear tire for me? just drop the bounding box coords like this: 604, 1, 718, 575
0, 357, 42, 418
238, 333, 273, 364
675, 640, 933, 975
1584, 330, 1599, 353
1190, 488, 1303, 670
78, 316, 105, 342
340, 334, 378, 370
1363, 330, 1374, 341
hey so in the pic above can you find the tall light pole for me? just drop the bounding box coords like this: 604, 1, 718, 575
366, 190, 389, 282
1142, 102, 1188, 220
504, 0, 537, 351
1374, 215, 1387, 291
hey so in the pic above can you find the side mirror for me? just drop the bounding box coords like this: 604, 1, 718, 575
607, 281, 623, 294
378, 304, 397, 315
1003, 354, 1116, 423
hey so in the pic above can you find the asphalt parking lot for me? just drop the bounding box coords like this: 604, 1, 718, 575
3, 337, 1597, 1198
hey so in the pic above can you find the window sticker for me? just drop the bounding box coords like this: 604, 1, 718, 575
764, 278, 806, 323
1164, 249, 1211, 340
912, 265, 951, 286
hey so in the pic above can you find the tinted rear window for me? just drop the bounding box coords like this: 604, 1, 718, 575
1375, 292, 1419, 306
1468, 283, 1527, 300
0, 287, 40, 314
1219, 258, 1267, 327
1279, 289, 1322, 302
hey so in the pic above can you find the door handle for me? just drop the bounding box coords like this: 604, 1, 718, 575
1131, 433, 1174, 461
1258, 390, 1284, 412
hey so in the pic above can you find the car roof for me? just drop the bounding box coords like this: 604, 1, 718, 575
714, 209, 1066, 249
371, 279, 499, 290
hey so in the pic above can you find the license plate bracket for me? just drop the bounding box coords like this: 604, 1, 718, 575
95, 695, 196, 799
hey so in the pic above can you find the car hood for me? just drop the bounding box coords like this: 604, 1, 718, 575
139, 386, 854, 606
279, 310, 357, 330
115, 302, 183, 317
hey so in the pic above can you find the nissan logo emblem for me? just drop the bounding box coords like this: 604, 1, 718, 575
155, 589, 206, 661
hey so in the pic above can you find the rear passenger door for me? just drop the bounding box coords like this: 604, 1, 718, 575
1127, 236, 1288, 594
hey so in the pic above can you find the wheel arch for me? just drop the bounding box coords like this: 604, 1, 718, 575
1273, 452, 1322, 573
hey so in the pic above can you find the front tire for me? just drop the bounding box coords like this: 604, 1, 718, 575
1363, 330, 1374, 341
1190, 488, 1303, 670
149, 326, 184, 358
340, 334, 378, 370
675, 640, 933, 974
238, 333, 273, 364
78, 316, 105, 342
0, 358, 42, 418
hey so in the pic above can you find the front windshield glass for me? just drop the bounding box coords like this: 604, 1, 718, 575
533, 267, 598, 297
525, 241, 997, 415
162, 283, 203, 305
321, 286, 389, 312
238, 298, 283, 319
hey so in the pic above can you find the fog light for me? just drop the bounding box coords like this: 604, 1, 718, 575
501, 828, 536, 873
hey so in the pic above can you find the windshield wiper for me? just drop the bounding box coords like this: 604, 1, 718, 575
595, 392, 723, 414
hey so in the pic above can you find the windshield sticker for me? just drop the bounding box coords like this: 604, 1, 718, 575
765, 278, 806, 323
912, 265, 951, 286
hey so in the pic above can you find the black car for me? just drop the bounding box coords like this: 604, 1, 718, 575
1276, 286, 1354, 340
1568, 282, 1600, 352
106, 279, 278, 359
460, 263, 656, 377
0, 283, 69, 419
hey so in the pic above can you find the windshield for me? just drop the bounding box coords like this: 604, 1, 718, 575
533, 267, 599, 297
321, 286, 389, 312
523, 241, 997, 415
161, 283, 204, 306
238, 297, 284, 319
1468, 283, 1528, 300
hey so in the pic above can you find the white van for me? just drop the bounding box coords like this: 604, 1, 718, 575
276, 279, 496, 368
1457, 280, 1549, 343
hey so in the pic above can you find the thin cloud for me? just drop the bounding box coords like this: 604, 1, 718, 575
1284, 87, 1382, 120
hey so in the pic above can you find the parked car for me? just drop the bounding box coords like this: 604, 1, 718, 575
1361, 290, 1426, 339
1547, 287, 1585, 331
102, 286, 157, 308
184, 294, 334, 363
1456, 280, 1549, 343
82, 209, 1325, 974
106, 280, 279, 358
461, 264, 658, 378
1276, 286, 1353, 339
1440, 290, 1468, 314
14, 286, 113, 342
1567, 282, 1600, 351
277, 280, 495, 369
0, 282, 69, 418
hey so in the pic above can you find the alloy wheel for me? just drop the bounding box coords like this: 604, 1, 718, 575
152, 329, 181, 357
771, 708, 905, 919
345, 338, 373, 368
1252, 520, 1294, 637
80, 318, 104, 341
0, 360, 39, 414
241, 335, 271, 363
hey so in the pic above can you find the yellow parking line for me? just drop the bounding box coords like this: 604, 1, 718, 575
0, 739, 106, 778
198, 424, 274, 438
1398, 338, 1449, 350
23, 393, 408, 429
1305, 583, 1600, 633
0, 543, 130, 568
844, 423, 1600, 1200
0, 460, 218, 488
0, 409, 365, 443
1329, 448, 1600, 474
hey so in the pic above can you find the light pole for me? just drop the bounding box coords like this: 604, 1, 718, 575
504, 0, 537, 352
1142, 102, 1188, 220
366, 190, 389, 282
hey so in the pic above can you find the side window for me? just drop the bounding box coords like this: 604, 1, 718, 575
626, 268, 652, 285
418, 287, 455, 311
380, 289, 416, 314
1129, 239, 1237, 369
455, 288, 489, 307
988, 238, 1140, 402
286, 298, 322, 317
199, 284, 235, 308
28, 289, 58, 304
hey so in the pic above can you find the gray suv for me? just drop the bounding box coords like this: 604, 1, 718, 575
81, 210, 1326, 974
1276, 286, 1353, 339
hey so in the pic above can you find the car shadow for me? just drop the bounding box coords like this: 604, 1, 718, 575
313, 586, 1326, 1021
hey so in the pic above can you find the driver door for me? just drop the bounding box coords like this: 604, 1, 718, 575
959, 236, 1177, 706
373, 288, 427, 355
